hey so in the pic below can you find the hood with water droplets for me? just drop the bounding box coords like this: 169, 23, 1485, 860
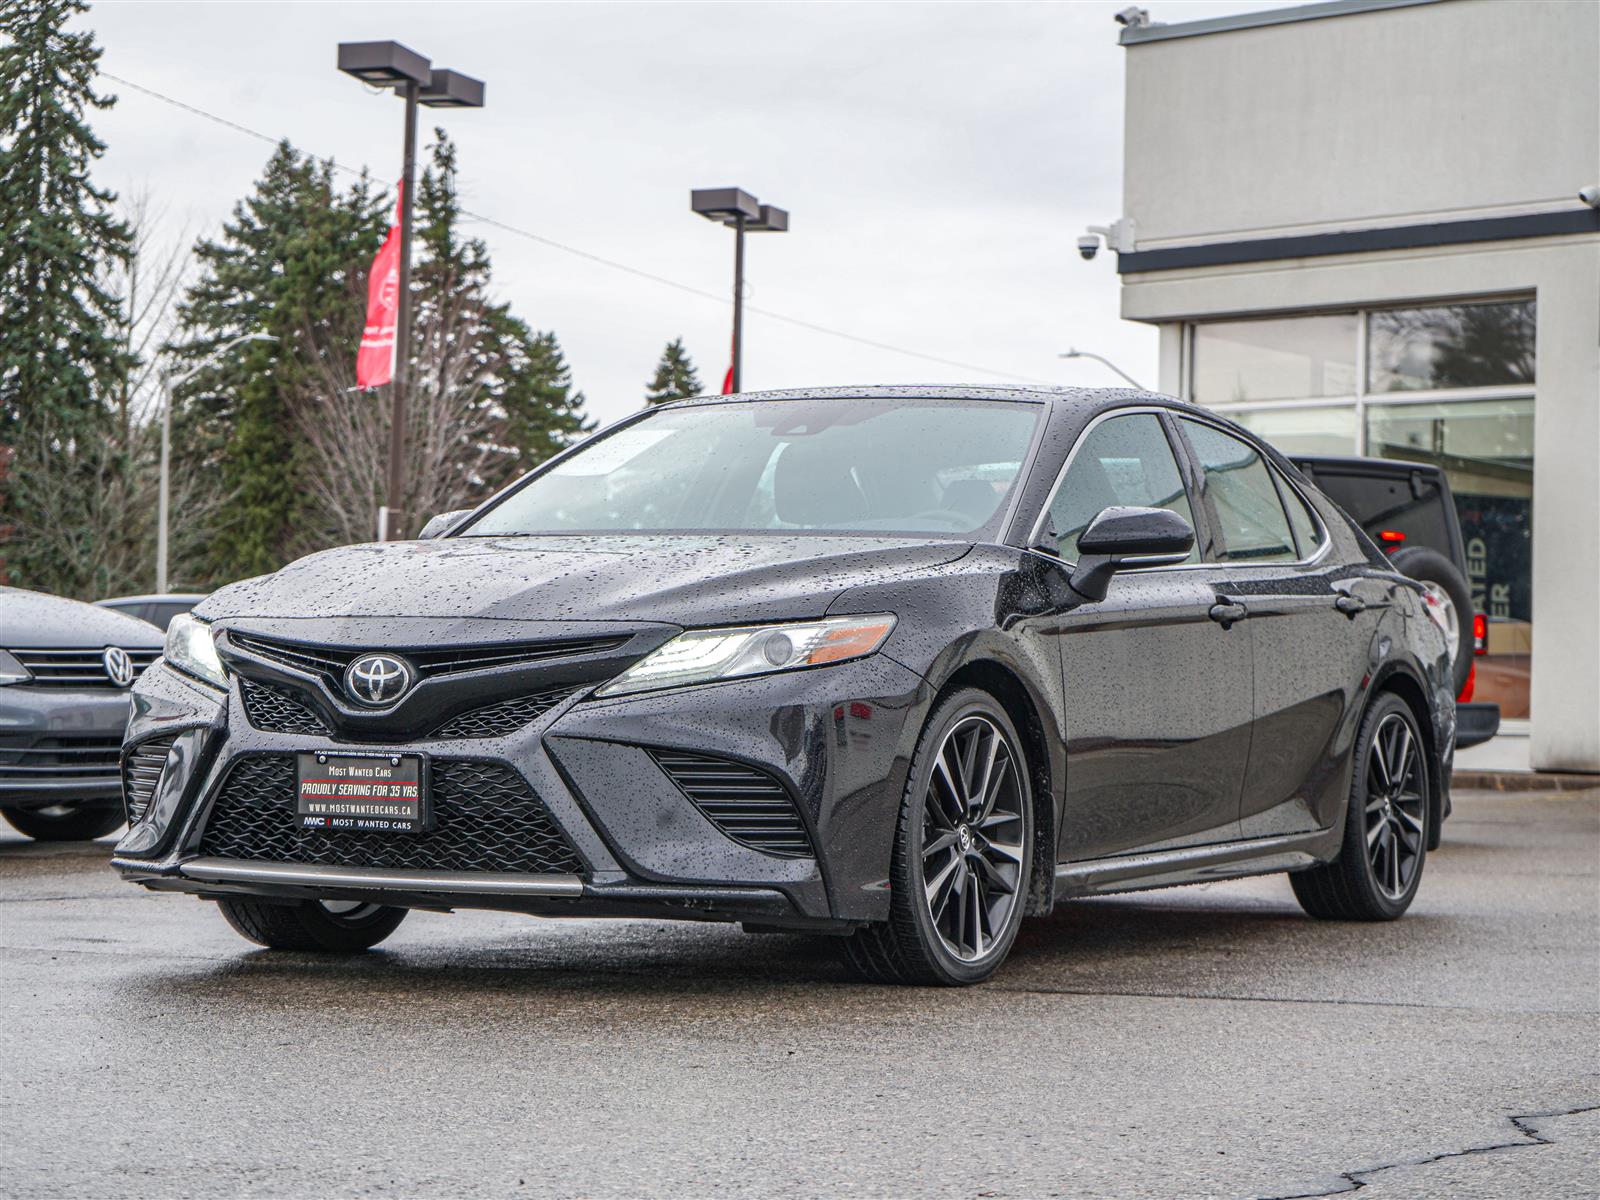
197, 534, 973, 628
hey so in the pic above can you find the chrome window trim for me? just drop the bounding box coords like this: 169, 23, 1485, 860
1024, 405, 1331, 574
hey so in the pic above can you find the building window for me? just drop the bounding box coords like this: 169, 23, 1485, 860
1187, 298, 1536, 720
1368, 299, 1536, 392
1191, 314, 1359, 405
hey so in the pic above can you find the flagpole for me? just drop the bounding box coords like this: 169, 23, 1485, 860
382, 79, 419, 542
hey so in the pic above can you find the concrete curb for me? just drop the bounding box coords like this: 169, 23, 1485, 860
1452, 770, 1598, 793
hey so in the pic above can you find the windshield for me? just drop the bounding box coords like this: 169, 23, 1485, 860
463, 398, 1043, 537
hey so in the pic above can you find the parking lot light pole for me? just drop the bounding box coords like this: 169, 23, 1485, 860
691, 189, 788, 393
157, 332, 277, 592
337, 42, 485, 540
1059, 348, 1146, 391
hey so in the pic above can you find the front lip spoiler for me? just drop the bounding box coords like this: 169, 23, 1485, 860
172, 856, 585, 897
112, 856, 827, 925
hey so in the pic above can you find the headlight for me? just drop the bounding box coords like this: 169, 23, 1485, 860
0, 650, 30, 685
164, 613, 227, 689
595, 614, 897, 698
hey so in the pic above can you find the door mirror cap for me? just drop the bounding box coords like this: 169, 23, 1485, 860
418, 509, 471, 539
1069, 506, 1195, 602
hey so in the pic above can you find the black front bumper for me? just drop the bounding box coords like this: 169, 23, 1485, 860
113, 643, 928, 930
0, 685, 132, 808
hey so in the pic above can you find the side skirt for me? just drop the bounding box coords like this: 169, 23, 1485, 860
1054, 826, 1342, 899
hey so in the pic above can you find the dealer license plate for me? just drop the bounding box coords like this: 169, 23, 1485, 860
296, 752, 428, 833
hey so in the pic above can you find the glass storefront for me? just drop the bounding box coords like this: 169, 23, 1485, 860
1188, 299, 1536, 717
1191, 314, 1360, 404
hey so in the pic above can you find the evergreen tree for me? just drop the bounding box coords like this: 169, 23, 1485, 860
502, 328, 589, 475
644, 338, 702, 405
0, 0, 131, 593
168, 141, 384, 584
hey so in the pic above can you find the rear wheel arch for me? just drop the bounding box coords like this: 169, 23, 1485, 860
1369, 666, 1444, 851
931, 659, 1056, 917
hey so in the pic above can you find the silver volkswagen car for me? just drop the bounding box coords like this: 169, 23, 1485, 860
1, 587, 164, 840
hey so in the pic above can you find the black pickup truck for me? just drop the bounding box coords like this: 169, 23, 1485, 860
1291, 455, 1500, 750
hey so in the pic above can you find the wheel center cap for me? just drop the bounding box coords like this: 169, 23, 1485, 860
957, 824, 974, 853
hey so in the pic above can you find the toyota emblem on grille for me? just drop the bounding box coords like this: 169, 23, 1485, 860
103, 646, 135, 688
344, 653, 415, 707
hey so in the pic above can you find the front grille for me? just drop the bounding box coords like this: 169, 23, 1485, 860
0, 736, 123, 788
651, 750, 813, 858
122, 735, 177, 823
228, 632, 630, 686
239, 678, 331, 736
431, 686, 579, 739
199, 755, 585, 876
9, 647, 160, 688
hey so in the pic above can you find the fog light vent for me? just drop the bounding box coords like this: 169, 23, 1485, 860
121, 735, 177, 824
650, 750, 814, 858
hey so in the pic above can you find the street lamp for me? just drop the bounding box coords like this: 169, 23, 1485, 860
157, 332, 277, 592
1059, 348, 1147, 391
338, 41, 484, 540
691, 188, 788, 393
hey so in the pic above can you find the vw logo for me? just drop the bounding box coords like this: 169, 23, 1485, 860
103, 646, 135, 688
343, 653, 415, 707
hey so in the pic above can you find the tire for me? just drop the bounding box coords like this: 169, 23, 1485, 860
216, 895, 409, 952
841, 688, 1033, 986
1389, 545, 1473, 695
0, 803, 124, 842
1291, 692, 1428, 921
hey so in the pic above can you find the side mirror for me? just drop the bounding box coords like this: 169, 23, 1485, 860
418, 509, 470, 540
1068, 505, 1194, 602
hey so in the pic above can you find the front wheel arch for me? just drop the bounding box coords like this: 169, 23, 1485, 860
927, 660, 1056, 918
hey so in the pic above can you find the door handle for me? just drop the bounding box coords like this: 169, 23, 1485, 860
1208, 602, 1247, 629
1334, 594, 1367, 618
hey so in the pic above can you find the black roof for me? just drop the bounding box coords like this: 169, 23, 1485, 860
660, 384, 1181, 411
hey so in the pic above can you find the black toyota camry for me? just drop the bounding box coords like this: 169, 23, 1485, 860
114, 387, 1456, 985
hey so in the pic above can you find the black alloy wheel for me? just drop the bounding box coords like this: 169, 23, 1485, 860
217, 895, 409, 952
921, 714, 1029, 961
843, 689, 1033, 985
1365, 711, 1427, 899
1292, 692, 1428, 921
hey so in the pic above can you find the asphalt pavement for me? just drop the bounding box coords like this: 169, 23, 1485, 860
2, 788, 1596, 1199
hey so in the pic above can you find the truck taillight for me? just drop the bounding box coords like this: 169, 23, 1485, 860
1458, 660, 1475, 703
1473, 612, 1488, 655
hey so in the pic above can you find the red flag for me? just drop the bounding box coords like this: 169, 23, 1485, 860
721, 332, 735, 395
356, 186, 403, 389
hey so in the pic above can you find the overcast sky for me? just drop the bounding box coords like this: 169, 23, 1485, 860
84, 0, 1282, 428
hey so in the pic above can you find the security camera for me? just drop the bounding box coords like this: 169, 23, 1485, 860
1580, 185, 1600, 209
1077, 233, 1101, 261
1114, 6, 1151, 27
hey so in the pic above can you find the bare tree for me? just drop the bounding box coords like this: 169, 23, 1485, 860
290, 279, 514, 552
111, 190, 193, 434
7, 194, 198, 598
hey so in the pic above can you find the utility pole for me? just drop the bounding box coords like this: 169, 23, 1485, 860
338, 42, 484, 539
691, 189, 788, 393
385, 78, 419, 541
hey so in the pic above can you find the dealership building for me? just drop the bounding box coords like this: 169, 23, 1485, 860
1102, 0, 1599, 773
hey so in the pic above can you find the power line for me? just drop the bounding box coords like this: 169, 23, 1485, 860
100, 71, 1052, 385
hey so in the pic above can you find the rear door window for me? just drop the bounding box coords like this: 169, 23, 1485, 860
1047, 413, 1198, 563
1278, 474, 1326, 559
1178, 419, 1298, 564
